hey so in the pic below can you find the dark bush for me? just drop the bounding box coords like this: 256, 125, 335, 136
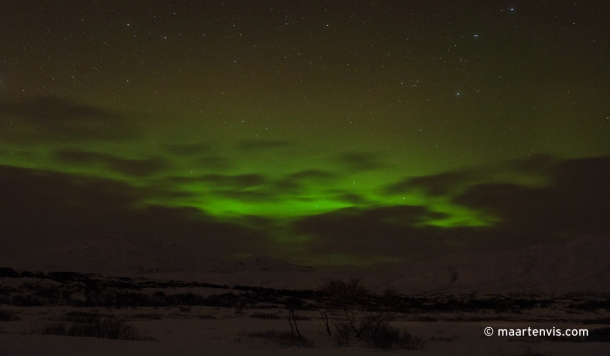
0, 309, 19, 321
361, 322, 425, 350
47, 271, 90, 284
11, 294, 44, 306
247, 329, 314, 348
198, 314, 216, 319
135, 313, 162, 320
332, 322, 352, 346
62, 311, 106, 323
0, 267, 19, 278
250, 312, 281, 320
40, 315, 155, 341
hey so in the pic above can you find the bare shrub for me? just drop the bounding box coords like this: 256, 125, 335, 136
62, 311, 107, 322
38, 314, 156, 341
250, 312, 281, 320
198, 314, 216, 320
247, 329, 314, 348
0, 309, 19, 321
134, 312, 162, 320
285, 297, 305, 342
332, 321, 352, 346
333, 318, 424, 350
320, 279, 424, 350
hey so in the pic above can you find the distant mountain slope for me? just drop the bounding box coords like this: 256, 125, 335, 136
234, 254, 314, 272
3, 233, 608, 296
30, 236, 224, 274
2, 235, 313, 275
372, 234, 610, 295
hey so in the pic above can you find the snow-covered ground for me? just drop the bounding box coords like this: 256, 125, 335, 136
5, 234, 609, 295
1, 305, 609, 356
2, 234, 609, 355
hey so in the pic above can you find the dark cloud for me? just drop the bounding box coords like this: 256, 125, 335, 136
113, 157, 167, 177
454, 183, 553, 244
200, 173, 267, 189
0, 96, 137, 142
385, 172, 466, 196
196, 156, 232, 171
266, 170, 337, 196
383, 154, 561, 198
163, 173, 266, 189
337, 151, 385, 172
292, 206, 479, 261
547, 155, 610, 233
1, 96, 106, 120
454, 155, 610, 246
292, 155, 610, 261
200, 174, 276, 202
286, 169, 337, 182
506, 153, 557, 175
333, 193, 369, 205
271, 179, 303, 195
4, 152, 608, 266
169, 170, 338, 202
163, 143, 231, 171
163, 142, 232, 171
0, 165, 267, 259
56, 149, 167, 177
236, 139, 292, 152
166, 173, 295, 202
214, 189, 275, 202
166, 171, 343, 203
165, 143, 213, 156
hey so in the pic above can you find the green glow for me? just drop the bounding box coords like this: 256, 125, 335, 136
0, 96, 606, 268
420, 202, 499, 228
292, 253, 404, 267
0, 135, 514, 227
2, 0, 609, 266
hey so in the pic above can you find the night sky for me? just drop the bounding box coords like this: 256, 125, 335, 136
1, 1, 609, 266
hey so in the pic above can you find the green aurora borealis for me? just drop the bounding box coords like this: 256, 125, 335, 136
1, 1, 609, 266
